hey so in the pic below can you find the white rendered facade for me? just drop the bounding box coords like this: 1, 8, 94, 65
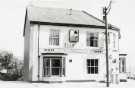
24, 6, 120, 83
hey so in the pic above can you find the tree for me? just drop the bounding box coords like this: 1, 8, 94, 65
0, 50, 24, 80
0, 51, 13, 72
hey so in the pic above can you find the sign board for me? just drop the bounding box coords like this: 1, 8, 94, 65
69, 29, 79, 42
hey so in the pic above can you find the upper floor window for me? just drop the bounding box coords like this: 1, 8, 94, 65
87, 32, 98, 47
49, 30, 59, 46
87, 59, 98, 74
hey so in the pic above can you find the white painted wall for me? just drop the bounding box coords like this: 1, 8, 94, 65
39, 25, 119, 50
65, 53, 106, 81
66, 53, 86, 80
24, 16, 31, 81
29, 24, 39, 81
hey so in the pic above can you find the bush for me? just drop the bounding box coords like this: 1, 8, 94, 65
0, 72, 22, 81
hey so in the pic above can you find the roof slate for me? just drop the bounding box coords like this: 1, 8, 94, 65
27, 6, 105, 26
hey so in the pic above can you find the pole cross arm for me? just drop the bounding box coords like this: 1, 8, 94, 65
103, 0, 112, 15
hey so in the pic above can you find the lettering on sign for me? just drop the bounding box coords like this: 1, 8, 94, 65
44, 49, 54, 52
64, 42, 75, 48
94, 49, 103, 53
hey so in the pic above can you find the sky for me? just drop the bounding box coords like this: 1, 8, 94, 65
0, 0, 134, 71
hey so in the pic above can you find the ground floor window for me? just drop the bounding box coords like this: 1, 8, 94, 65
87, 59, 98, 74
43, 56, 65, 77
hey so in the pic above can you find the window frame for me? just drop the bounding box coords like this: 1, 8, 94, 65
43, 56, 65, 77
87, 59, 99, 74
87, 32, 99, 47
49, 29, 60, 46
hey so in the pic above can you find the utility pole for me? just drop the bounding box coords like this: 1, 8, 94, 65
38, 23, 40, 81
103, 1, 112, 87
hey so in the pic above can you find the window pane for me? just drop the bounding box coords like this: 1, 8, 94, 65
63, 58, 66, 76
62, 68, 65, 76
90, 36, 94, 40
51, 59, 61, 76
43, 58, 50, 76
90, 67, 95, 74
88, 67, 90, 74
95, 59, 98, 66
90, 59, 94, 66
94, 40, 98, 47
52, 59, 61, 67
90, 40, 94, 46
45, 59, 50, 67
87, 59, 90, 66
95, 67, 98, 74
44, 67, 50, 77
52, 68, 60, 75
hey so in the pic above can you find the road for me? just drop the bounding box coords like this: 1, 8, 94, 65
0, 79, 134, 88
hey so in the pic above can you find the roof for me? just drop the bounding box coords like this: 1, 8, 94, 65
26, 5, 105, 26
23, 5, 120, 36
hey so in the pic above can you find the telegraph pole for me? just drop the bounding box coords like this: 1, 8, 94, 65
103, 1, 112, 87
38, 23, 40, 81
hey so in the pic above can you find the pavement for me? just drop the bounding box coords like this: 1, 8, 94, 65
0, 79, 134, 88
